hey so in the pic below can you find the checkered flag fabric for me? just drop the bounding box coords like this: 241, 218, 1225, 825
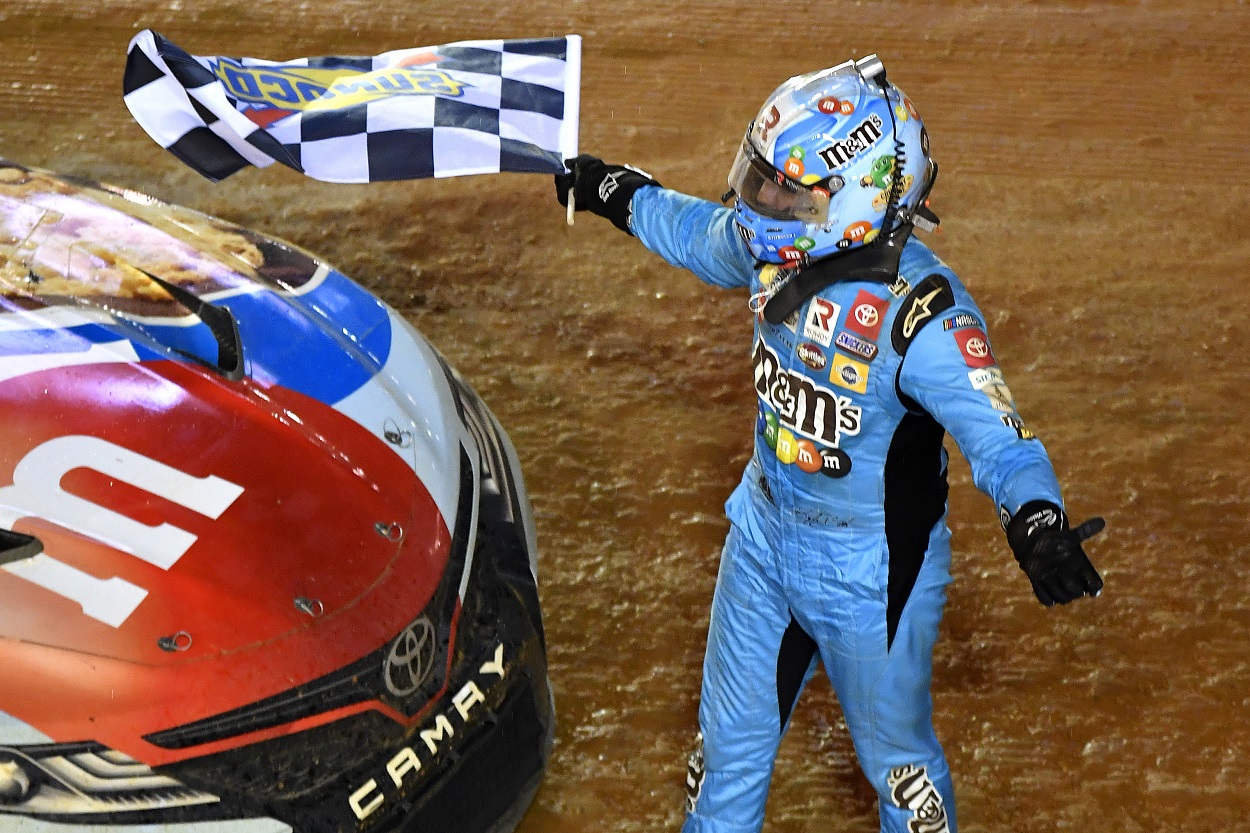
122, 30, 581, 183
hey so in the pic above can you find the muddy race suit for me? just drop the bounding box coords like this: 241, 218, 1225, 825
629, 186, 1066, 833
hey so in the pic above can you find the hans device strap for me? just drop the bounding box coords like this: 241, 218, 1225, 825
762, 222, 915, 324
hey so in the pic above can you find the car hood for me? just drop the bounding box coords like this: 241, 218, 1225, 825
0, 159, 467, 666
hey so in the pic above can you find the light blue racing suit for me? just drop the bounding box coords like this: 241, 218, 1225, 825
629, 186, 1066, 833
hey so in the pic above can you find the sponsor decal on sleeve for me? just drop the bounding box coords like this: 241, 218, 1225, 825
685, 732, 706, 813
953, 327, 996, 368
890, 274, 954, 355
942, 312, 982, 331
1000, 414, 1037, 440
967, 367, 1017, 412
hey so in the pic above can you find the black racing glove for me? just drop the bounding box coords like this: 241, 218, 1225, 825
554, 154, 661, 235
1005, 501, 1105, 607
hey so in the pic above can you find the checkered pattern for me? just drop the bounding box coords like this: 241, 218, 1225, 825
123, 30, 581, 183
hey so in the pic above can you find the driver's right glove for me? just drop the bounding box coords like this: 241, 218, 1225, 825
554, 154, 661, 235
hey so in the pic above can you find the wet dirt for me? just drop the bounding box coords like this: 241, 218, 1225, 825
1, 1, 1248, 831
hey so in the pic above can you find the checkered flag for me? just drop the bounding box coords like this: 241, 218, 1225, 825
122, 30, 581, 183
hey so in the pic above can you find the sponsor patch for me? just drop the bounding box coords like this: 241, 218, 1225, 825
772, 431, 851, 478
795, 439, 823, 474
753, 338, 861, 447
891, 274, 955, 355
887, 275, 911, 298
802, 297, 841, 347
967, 367, 1016, 412
775, 428, 801, 464
797, 342, 827, 371
844, 289, 888, 341
954, 327, 995, 368
943, 312, 981, 331
1022, 505, 1064, 536
835, 330, 878, 361
820, 447, 852, 478
1000, 414, 1036, 440
887, 764, 951, 833
685, 732, 705, 813
816, 113, 885, 170
830, 353, 869, 394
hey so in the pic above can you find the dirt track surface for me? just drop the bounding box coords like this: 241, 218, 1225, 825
2, 1, 1249, 831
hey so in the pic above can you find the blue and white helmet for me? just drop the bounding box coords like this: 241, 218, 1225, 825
728, 55, 935, 265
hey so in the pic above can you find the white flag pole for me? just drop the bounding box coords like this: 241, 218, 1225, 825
562, 35, 581, 226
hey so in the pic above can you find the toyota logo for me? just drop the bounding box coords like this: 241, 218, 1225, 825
965, 337, 989, 358
384, 616, 436, 697
854, 304, 879, 327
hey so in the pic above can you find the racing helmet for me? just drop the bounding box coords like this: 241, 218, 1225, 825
728, 55, 935, 265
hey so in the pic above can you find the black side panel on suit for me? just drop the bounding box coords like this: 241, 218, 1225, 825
882, 412, 949, 649
776, 616, 818, 731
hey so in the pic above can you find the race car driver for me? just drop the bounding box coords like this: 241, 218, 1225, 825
554, 55, 1105, 833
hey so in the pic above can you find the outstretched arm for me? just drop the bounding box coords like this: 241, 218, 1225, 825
554, 154, 752, 289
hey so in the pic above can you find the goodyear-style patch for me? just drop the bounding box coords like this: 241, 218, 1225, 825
830, 353, 870, 394
891, 274, 954, 355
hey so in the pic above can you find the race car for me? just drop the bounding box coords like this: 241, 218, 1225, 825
0, 158, 553, 833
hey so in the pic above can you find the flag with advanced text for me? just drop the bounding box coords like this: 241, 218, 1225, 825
123, 30, 581, 183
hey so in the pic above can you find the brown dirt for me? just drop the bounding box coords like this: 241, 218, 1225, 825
2, 1, 1249, 831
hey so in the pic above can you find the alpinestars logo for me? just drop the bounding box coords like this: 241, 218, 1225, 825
887, 764, 950, 833
598, 171, 625, 201
753, 339, 861, 446
817, 113, 885, 169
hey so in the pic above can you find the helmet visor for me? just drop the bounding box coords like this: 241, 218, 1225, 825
728, 139, 836, 224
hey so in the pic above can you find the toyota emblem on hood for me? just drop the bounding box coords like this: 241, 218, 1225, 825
384, 616, 436, 697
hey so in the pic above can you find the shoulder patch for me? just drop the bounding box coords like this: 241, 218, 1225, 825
942, 312, 983, 331
891, 273, 955, 355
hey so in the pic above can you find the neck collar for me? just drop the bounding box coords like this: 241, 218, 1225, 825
762, 222, 916, 324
